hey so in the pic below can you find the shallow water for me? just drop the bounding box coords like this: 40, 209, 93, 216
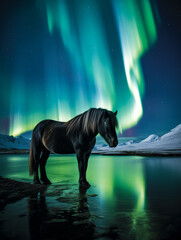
0, 154, 181, 239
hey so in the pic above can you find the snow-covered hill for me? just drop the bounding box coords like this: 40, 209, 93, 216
140, 134, 159, 143
0, 124, 181, 155
0, 134, 30, 150
93, 124, 181, 156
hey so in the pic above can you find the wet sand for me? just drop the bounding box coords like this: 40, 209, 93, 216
0, 177, 47, 210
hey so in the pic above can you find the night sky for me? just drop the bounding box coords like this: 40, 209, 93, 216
0, 0, 181, 137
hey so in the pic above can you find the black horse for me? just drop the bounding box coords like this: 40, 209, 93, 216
29, 108, 118, 187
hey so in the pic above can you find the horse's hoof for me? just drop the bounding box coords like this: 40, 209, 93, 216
42, 179, 52, 185
79, 181, 91, 189
33, 180, 41, 184
43, 181, 52, 185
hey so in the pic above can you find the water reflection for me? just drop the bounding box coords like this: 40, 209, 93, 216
78, 186, 90, 212
27, 186, 95, 239
28, 189, 48, 240
88, 156, 146, 212
1, 154, 181, 239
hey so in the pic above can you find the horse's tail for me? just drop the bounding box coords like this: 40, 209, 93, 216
29, 120, 51, 176
29, 138, 35, 176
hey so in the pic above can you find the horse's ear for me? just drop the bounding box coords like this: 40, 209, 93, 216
114, 110, 118, 116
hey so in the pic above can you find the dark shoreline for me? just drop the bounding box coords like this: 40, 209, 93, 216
92, 151, 181, 157
1, 148, 181, 156
0, 149, 30, 154
0, 176, 47, 210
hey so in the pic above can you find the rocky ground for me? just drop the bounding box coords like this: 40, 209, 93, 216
0, 177, 46, 210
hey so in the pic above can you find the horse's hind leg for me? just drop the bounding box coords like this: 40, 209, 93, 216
40, 149, 51, 184
33, 147, 41, 184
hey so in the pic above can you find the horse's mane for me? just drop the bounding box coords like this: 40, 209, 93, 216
64, 108, 117, 136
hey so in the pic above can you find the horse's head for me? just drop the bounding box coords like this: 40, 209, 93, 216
98, 110, 118, 148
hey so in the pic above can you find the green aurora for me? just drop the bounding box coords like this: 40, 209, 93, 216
2, 0, 157, 136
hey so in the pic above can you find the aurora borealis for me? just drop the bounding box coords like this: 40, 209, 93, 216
0, 0, 181, 136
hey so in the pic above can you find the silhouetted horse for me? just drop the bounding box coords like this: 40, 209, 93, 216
29, 108, 118, 187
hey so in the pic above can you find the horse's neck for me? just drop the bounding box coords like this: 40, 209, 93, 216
88, 129, 98, 139
84, 120, 98, 139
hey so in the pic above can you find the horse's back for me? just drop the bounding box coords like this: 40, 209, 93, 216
31, 120, 61, 147
34, 119, 63, 132
35, 120, 75, 154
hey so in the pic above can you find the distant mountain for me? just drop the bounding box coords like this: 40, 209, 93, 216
0, 134, 30, 150
0, 124, 181, 155
160, 124, 181, 141
93, 124, 181, 156
19, 130, 32, 139
140, 134, 159, 143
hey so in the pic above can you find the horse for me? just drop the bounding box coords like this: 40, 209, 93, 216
29, 108, 118, 187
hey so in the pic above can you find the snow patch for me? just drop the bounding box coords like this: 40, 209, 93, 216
141, 134, 159, 143
0, 124, 181, 155
161, 124, 181, 141
0, 134, 31, 149
93, 124, 181, 156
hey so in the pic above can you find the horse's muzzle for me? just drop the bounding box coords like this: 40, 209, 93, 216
109, 139, 118, 148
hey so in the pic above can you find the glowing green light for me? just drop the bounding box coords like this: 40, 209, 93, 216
8, 0, 157, 136
113, 0, 157, 129
86, 156, 146, 218
117, 157, 146, 210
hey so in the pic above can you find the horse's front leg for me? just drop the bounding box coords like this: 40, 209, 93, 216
76, 149, 91, 188
83, 152, 91, 186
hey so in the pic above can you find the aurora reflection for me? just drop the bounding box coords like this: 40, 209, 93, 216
0, 0, 157, 136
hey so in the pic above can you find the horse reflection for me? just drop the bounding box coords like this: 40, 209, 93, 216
27, 186, 94, 239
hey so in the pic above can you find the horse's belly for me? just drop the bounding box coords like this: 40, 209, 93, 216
54, 147, 75, 154
52, 142, 75, 154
